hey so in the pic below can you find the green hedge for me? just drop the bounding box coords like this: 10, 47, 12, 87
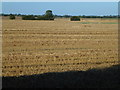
9, 15, 15, 20
22, 15, 36, 20
37, 15, 54, 20
22, 15, 54, 20
70, 16, 80, 21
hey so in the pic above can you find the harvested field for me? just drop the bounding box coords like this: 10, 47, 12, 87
2, 18, 119, 77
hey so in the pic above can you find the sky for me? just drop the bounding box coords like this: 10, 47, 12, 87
2, 0, 119, 2
2, 2, 118, 16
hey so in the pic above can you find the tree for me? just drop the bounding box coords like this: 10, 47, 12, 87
44, 10, 54, 20
70, 16, 80, 21
9, 14, 15, 20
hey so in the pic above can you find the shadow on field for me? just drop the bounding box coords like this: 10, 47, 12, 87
2, 64, 120, 88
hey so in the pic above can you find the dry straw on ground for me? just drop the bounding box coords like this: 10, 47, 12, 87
2, 18, 119, 76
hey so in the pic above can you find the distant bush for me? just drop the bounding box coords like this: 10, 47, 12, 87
37, 16, 45, 20
37, 15, 54, 20
22, 15, 36, 20
43, 15, 54, 20
70, 16, 80, 21
9, 14, 15, 20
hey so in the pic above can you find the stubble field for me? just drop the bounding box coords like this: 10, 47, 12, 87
2, 18, 119, 76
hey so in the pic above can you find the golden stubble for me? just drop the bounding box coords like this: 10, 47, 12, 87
2, 18, 118, 76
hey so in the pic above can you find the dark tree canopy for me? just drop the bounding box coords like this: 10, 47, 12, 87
45, 10, 52, 14
70, 16, 80, 21
44, 10, 54, 20
9, 14, 15, 20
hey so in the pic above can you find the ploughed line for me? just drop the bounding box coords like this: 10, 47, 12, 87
3, 48, 118, 53
2, 61, 119, 68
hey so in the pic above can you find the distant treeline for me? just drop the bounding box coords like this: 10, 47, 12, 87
1, 10, 55, 20
54, 15, 119, 18
1, 13, 118, 18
